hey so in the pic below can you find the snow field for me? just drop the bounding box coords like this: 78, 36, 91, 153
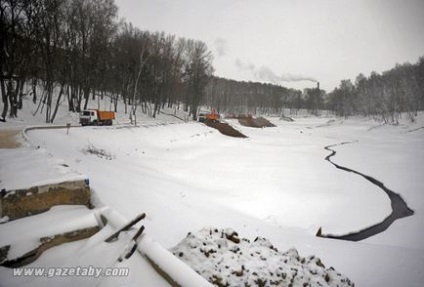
27, 118, 391, 240
1, 100, 424, 286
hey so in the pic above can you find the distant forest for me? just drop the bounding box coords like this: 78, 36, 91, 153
327, 58, 424, 123
1, 0, 423, 123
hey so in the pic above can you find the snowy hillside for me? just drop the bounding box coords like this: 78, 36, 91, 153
1, 96, 424, 286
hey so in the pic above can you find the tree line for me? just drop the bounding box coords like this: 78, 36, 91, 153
1, 0, 423, 123
209, 56, 424, 120
211, 57, 424, 120
1, 0, 213, 123
204, 77, 303, 115
327, 57, 424, 122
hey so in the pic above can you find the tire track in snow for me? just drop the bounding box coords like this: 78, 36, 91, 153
319, 141, 414, 241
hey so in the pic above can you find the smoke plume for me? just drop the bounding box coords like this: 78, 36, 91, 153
214, 38, 228, 57
235, 59, 316, 85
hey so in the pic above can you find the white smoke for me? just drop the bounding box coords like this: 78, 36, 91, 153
235, 59, 256, 72
235, 59, 317, 84
214, 38, 228, 57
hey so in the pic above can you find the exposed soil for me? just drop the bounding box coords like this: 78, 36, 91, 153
2, 180, 91, 221
205, 121, 247, 138
319, 142, 414, 241
0, 129, 22, 148
238, 116, 276, 128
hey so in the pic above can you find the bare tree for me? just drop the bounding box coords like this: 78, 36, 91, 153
183, 40, 213, 120
1, 0, 33, 121
130, 48, 149, 125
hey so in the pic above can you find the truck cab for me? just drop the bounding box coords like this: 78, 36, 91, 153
80, 110, 97, 126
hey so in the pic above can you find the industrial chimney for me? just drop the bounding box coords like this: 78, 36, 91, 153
317, 82, 320, 90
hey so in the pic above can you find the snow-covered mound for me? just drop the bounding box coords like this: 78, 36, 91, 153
171, 228, 354, 287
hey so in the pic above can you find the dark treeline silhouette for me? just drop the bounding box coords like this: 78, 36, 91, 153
328, 57, 424, 122
1, 0, 213, 122
1, 0, 423, 123
204, 77, 311, 115
0, 0, 331, 123
213, 56, 424, 120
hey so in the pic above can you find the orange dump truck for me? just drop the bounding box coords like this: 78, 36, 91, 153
80, 109, 115, 126
198, 109, 219, 123
206, 112, 218, 122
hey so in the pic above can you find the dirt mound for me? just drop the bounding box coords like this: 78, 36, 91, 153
238, 116, 276, 128
205, 121, 247, 138
0, 129, 22, 148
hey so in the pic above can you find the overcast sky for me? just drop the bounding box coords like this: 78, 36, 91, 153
114, 0, 424, 91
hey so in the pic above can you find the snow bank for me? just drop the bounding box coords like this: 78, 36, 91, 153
171, 227, 354, 287
100, 207, 213, 287
0, 145, 86, 191
0, 206, 98, 261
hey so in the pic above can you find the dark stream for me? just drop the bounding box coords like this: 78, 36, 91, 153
321, 142, 414, 241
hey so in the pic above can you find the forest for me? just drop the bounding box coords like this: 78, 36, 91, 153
1, 0, 423, 123
327, 59, 424, 122
1, 0, 213, 122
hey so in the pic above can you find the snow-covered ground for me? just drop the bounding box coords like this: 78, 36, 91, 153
170, 227, 355, 286
1, 97, 424, 286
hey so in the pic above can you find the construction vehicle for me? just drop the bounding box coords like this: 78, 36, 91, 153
80, 109, 115, 126
198, 109, 219, 123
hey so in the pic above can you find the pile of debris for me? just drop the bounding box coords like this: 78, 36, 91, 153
238, 116, 276, 128
171, 228, 354, 287
205, 121, 247, 138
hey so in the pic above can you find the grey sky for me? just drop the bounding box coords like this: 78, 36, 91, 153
114, 0, 424, 91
